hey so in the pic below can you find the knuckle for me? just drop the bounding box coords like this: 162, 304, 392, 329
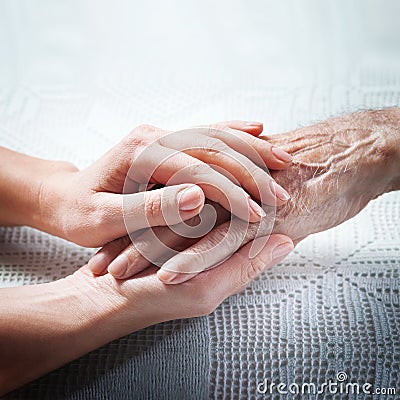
122, 245, 138, 268
245, 135, 259, 149
122, 134, 146, 151
204, 137, 227, 153
186, 162, 212, 178
125, 124, 159, 148
228, 226, 248, 247
201, 229, 230, 252
145, 194, 163, 220
241, 256, 265, 284
231, 182, 248, 199
251, 169, 271, 192
245, 223, 263, 241
206, 124, 230, 138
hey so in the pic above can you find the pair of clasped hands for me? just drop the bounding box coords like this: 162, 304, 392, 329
47, 120, 294, 286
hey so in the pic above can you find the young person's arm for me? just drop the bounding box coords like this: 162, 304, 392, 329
0, 233, 292, 395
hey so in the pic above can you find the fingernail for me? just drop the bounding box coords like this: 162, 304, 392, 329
245, 121, 263, 127
271, 146, 292, 163
178, 185, 204, 211
272, 242, 294, 259
108, 253, 129, 277
271, 181, 290, 201
157, 268, 178, 283
248, 198, 266, 218
88, 252, 107, 275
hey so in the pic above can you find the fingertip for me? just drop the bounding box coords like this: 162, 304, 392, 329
268, 160, 292, 170
157, 269, 197, 284
247, 198, 267, 222
243, 121, 264, 136
261, 144, 292, 170
157, 268, 178, 284
251, 234, 293, 266
258, 180, 290, 208
178, 184, 205, 212
270, 180, 291, 202
220, 120, 264, 136
262, 234, 293, 256
271, 241, 294, 260
271, 146, 293, 163
107, 253, 129, 278
87, 251, 108, 275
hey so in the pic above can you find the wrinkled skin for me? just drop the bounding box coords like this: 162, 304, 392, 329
91, 109, 400, 278
159, 108, 400, 273
267, 109, 399, 241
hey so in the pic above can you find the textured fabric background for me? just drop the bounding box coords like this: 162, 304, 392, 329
1, 1, 399, 399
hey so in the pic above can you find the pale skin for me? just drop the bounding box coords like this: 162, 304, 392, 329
1, 109, 399, 394
0, 120, 293, 394
0, 120, 292, 247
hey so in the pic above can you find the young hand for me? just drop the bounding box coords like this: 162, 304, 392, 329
0, 121, 292, 247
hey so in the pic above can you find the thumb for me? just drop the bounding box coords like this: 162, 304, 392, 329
104, 184, 205, 235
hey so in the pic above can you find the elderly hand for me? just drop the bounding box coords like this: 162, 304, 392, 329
89, 108, 400, 282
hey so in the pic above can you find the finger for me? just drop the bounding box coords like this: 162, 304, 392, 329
214, 120, 264, 136
107, 224, 199, 278
131, 144, 267, 223
101, 183, 205, 238
87, 236, 131, 275
156, 204, 276, 284
161, 234, 293, 291
160, 133, 290, 205
199, 234, 294, 296
107, 204, 231, 279
207, 125, 292, 170
157, 214, 269, 283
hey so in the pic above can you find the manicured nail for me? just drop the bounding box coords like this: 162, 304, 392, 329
248, 198, 267, 218
178, 185, 204, 211
271, 146, 292, 163
245, 121, 263, 127
88, 252, 107, 275
157, 268, 178, 283
272, 242, 294, 260
271, 181, 290, 201
108, 253, 129, 277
